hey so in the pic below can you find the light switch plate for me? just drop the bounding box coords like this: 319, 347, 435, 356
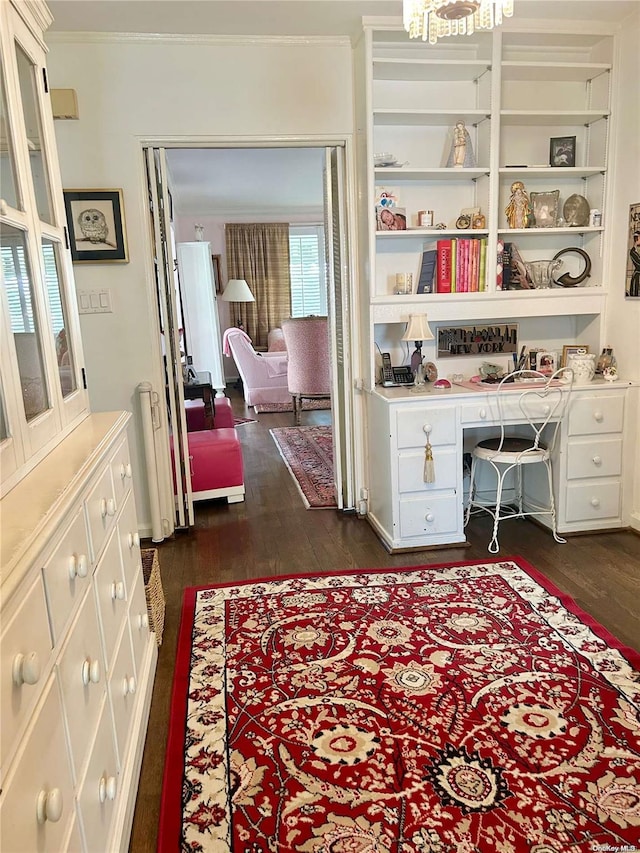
77, 289, 112, 314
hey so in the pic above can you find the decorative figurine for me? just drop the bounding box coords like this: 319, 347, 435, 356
446, 120, 476, 168
505, 181, 531, 229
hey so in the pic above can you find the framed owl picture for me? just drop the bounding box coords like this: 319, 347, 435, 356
63, 188, 129, 263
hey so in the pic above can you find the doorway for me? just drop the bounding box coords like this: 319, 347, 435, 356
143, 140, 356, 530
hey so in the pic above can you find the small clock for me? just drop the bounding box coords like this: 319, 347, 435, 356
424, 361, 438, 383
456, 214, 471, 230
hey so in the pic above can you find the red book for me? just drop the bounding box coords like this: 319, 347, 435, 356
437, 239, 452, 293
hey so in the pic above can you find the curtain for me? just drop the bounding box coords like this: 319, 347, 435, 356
225, 223, 291, 348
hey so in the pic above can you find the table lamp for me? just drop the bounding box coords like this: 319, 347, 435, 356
402, 314, 434, 373
220, 279, 255, 330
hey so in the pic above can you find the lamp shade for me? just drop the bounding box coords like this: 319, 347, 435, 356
221, 279, 255, 302
401, 314, 434, 342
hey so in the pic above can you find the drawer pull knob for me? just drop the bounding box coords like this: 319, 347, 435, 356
594, 411, 604, 423
99, 774, 118, 803
425, 512, 434, 523
81, 657, 101, 686
127, 531, 140, 549
123, 675, 137, 696
542, 405, 550, 415
12, 652, 41, 687
138, 612, 149, 629
591, 497, 601, 508
68, 553, 89, 580
111, 580, 126, 601
423, 424, 432, 435
120, 462, 133, 480
107, 498, 117, 516
479, 409, 487, 419
592, 455, 602, 466
36, 788, 63, 824
100, 498, 108, 518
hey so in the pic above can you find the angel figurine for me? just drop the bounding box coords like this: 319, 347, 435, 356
505, 181, 531, 229
446, 120, 476, 168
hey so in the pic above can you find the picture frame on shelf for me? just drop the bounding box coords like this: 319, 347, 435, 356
376, 206, 407, 231
549, 136, 576, 167
562, 344, 589, 367
63, 188, 128, 263
536, 350, 558, 375
211, 254, 222, 294
625, 202, 640, 298
530, 190, 560, 228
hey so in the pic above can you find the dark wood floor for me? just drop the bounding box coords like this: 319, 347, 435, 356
129, 389, 640, 851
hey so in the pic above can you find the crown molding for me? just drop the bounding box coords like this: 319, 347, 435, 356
45, 31, 351, 47
11, 0, 53, 48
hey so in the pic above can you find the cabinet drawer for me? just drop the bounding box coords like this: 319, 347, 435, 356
85, 464, 117, 562
461, 393, 565, 426
128, 570, 152, 677
399, 493, 461, 539
110, 436, 133, 504
77, 697, 119, 852
568, 394, 624, 436
94, 529, 128, 669
1, 576, 52, 771
566, 437, 622, 481
117, 491, 141, 593
398, 447, 458, 493
42, 507, 91, 646
108, 622, 138, 766
395, 406, 456, 449
565, 481, 621, 523
57, 588, 106, 779
0, 675, 77, 853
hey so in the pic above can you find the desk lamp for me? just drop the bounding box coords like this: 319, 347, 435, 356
402, 314, 434, 374
220, 278, 255, 330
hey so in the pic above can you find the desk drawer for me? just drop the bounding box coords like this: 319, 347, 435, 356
395, 406, 456, 449
565, 481, 621, 523
568, 394, 624, 436
566, 437, 622, 481
461, 394, 564, 426
110, 436, 133, 504
399, 493, 460, 538
398, 447, 458, 493
85, 464, 117, 562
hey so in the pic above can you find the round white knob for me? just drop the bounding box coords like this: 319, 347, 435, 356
423, 424, 432, 435
106, 775, 117, 801
592, 455, 602, 466
123, 675, 137, 696
68, 553, 89, 580
111, 580, 125, 601
594, 411, 604, 423
99, 774, 107, 804
36, 788, 63, 824
0, 198, 8, 216
12, 651, 41, 687
479, 408, 487, 419
124, 463, 132, 479
543, 405, 551, 415
127, 532, 140, 549
138, 612, 149, 630
100, 498, 108, 518
425, 513, 434, 523
81, 657, 101, 686
591, 497, 601, 508
106, 498, 117, 516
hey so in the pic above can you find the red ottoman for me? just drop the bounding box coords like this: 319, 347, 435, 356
171, 428, 245, 504
185, 397, 235, 431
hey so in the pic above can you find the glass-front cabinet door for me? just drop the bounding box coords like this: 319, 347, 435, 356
0, 0, 88, 495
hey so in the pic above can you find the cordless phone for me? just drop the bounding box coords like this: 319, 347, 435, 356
381, 352, 395, 386
381, 353, 414, 386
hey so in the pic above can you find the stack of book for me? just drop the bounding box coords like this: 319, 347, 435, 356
425, 237, 488, 294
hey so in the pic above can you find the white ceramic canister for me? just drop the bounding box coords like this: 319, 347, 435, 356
566, 348, 596, 384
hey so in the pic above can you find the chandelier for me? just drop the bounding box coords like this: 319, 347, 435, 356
403, 0, 514, 44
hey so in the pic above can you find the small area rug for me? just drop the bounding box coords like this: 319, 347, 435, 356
270, 425, 336, 509
254, 399, 331, 414
233, 416, 257, 427
158, 558, 640, 852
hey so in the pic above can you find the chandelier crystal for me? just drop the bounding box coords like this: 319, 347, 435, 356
403, 0, 514, 43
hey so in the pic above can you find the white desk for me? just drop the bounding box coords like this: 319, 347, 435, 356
366, 379, 635, 552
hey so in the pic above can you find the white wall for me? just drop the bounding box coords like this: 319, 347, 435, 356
46, 34, 354, 533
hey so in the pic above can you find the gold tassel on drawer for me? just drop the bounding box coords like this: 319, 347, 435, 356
423, 424, 435, 483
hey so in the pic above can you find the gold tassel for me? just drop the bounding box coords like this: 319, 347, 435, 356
424, 440, 435, 483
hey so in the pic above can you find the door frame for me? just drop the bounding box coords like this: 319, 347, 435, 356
138, 133, 364, 520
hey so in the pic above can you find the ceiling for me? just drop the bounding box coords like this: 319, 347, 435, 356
47, 0, 638, 216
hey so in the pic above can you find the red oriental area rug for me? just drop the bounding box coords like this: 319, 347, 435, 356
270, 426, 336, 509
159, 558, 640, 852
255, 399, 331, 414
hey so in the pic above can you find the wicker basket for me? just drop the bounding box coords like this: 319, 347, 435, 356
141, 548, 165, 646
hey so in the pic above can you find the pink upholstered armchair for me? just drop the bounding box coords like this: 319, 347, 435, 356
281, 316, 331, 425
223, 327, 290, 407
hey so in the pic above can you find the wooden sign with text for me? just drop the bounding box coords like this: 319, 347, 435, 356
437, 324, 518, 358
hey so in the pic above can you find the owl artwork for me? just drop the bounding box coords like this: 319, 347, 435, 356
77, 208, 116, 247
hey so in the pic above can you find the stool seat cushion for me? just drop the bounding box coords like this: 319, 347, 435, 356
185, 396, 235, 431
170, 428, 245, 503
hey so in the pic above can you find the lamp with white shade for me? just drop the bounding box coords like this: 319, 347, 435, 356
402, 314, 434, 374
220, 278, 255, 332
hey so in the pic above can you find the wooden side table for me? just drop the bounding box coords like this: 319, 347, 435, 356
183, 371, 214, 429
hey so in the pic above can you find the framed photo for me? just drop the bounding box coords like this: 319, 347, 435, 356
530, 190, 560, 228
376, 206, 407, 231
211, 254, 222, 294
536, 350, 557, 375
549, 136, 576, 167
625, 202, 640, 298
63, 189, 128, 263
562, 344, 589, 367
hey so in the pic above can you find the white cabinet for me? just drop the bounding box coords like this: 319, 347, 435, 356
0, 412, 157, 852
